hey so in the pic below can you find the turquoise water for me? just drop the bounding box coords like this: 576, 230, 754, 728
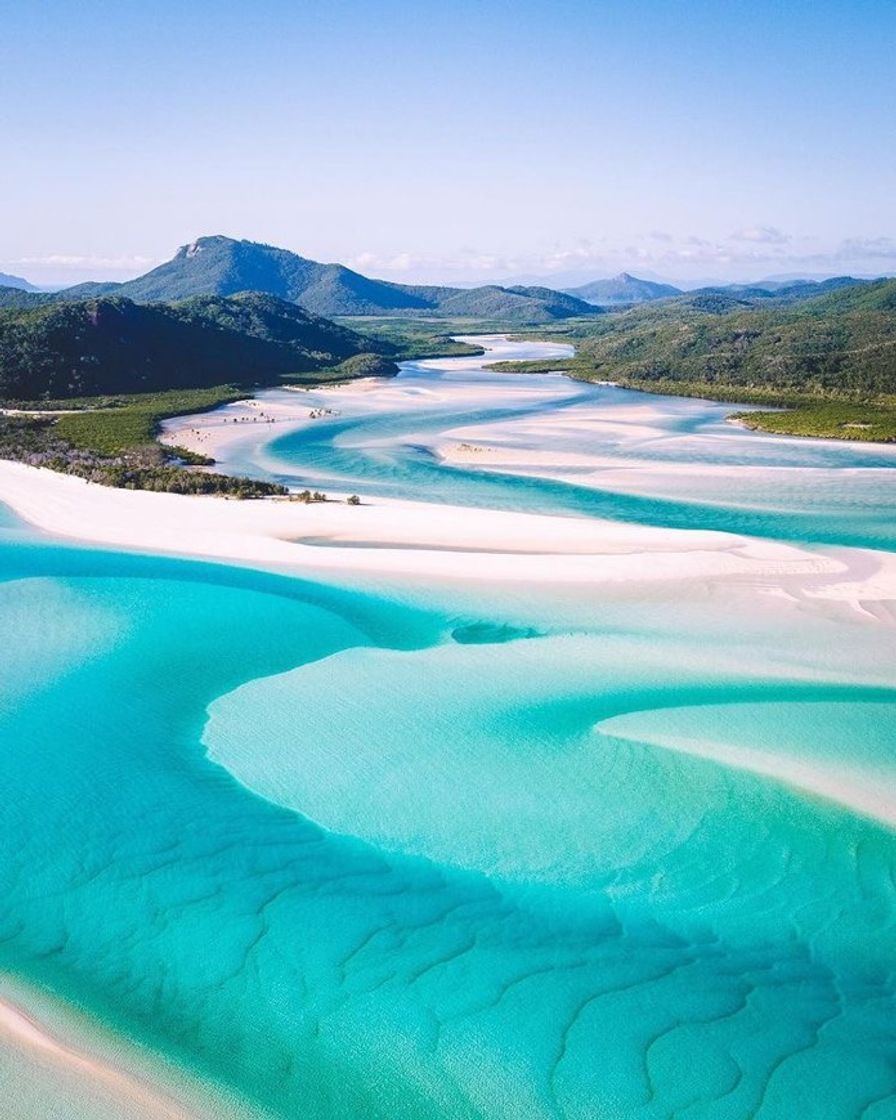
211, 340, 896, 552
2, 342, 896, 1117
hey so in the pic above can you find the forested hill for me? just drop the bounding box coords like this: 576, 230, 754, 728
0, 292, 393, 400
550, 278, 896, 397
52, 236, 601, 321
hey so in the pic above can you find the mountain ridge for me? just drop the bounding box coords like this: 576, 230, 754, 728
0, 271, 38, 292
56, 236, 601, 322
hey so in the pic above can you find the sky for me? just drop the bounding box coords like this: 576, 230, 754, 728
1, 0, 894, 288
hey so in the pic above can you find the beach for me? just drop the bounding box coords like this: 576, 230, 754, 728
0, 981, 257, 1120
0, 456, 867, 588
1, 338, 895, 1119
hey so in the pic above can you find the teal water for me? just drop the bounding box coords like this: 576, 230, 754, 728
209, 339, 896, 552
3, 342, 896, 1118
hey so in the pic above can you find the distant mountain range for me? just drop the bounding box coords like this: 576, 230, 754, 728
0, 271, 39, 292
2, 239, 884, 322
564, 272, 683, 306
40, 237, 601, 323
691, 276, 869, 303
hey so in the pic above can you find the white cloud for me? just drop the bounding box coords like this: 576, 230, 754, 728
836, 236, 896, 261
729, 226, 790, 245
3, 254, 156, 269
8, 233, 894, 290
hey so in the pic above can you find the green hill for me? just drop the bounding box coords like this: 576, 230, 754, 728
493, 279, 896, 440
57, 236, 599, 322
0, 285, 50, 311
387, 282, 598, 321
0, 292, 392, 400
553, 279, 896, 397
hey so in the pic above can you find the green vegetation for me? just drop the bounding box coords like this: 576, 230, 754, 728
322, 352, 399, 379
522, 280, 896, 395
0, 292, 407, 493
486, 358, 576, 375
383, 282, 597, 321
53, 386, 245, 456
0, 285, 51, 311
0, 410, 287, 497
0, 292, 392, 400
343, 319, 486, 360
0, 385, 291, 496
496, 279, 896, 443
730, 402, 896, 442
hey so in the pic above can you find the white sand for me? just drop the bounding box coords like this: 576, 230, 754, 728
0, 459, 860, 590
597, 713, 896, 830
0, 995, 193, 1119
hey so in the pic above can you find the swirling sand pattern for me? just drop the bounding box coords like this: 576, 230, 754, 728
0, 540, 894, 1118
1, 337, 895, 1118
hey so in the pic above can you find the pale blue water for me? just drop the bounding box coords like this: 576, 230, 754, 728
3, 342, 896, 1118
211, 340, 896, 552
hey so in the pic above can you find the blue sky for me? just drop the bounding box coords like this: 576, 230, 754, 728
2, 0, 894, 286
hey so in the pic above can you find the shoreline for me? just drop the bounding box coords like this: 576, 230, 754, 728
598, 705, 896, 831
0, 458, 865, 591
1, 336, 895, 1120
0, 979, 256, 1120
0, 994, 189, 1120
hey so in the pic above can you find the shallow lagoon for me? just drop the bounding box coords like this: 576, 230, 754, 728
3, 340, 896, 1118
209, 337, 896, 552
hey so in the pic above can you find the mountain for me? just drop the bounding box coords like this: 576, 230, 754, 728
0, 292, 391, 400
105, 236, 423, 314
564, 273, 682, 306
58, 236, 598, 321
0, 271, 38, 292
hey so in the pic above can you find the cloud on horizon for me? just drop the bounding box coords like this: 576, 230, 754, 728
7, 234, 896, 289
346, 231, 896, 286
0, 253, 158, 286
730, 225, 791, 245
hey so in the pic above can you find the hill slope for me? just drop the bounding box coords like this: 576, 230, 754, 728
388, 282, 598, 321
555, 278, 896, 396
60, 236, 599, 321
0, 286, 50, 311
0, 292, 389, 400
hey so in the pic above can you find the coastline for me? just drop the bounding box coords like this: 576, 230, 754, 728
1, 337, 895, 1120
0, 978, 258, 1120
598, 703, 896, 832
0, 458, 865, 591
